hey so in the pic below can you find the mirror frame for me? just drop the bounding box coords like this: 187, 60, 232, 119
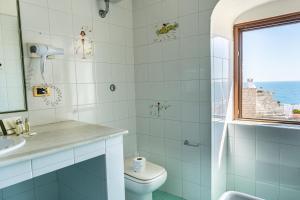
0, 0, 28, 114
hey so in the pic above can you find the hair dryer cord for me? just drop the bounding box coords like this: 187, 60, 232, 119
27, 59, 62, 107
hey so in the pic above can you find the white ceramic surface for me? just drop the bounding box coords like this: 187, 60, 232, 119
125, 159, 167, 200
220, 191, 264, 200
0, 121, 128, 167
0, 136, 25, 156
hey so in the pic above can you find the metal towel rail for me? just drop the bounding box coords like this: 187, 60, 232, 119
183, 140, 200, 147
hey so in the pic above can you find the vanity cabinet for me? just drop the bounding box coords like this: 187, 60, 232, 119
0, 161, 31, 189
0, 121, 127, 200
74, 140, 105, 163
32, 149, 75, 177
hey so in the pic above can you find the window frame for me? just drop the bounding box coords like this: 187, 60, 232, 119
234, 12, 300, 124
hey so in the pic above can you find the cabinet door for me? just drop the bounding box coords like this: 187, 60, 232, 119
32, 150, 74, 177
74, 140, 105, 163
0, 161, 32, 189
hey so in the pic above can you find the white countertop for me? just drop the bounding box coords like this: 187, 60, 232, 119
0, 121, 128, 167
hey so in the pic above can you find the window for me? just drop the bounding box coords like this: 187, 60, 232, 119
234, 12, 300, 124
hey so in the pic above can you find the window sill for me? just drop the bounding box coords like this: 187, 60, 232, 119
229, 119, 300, 130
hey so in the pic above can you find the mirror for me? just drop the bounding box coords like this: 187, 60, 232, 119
0, 0, 27, 113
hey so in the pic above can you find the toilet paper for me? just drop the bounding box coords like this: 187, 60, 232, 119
132, 157, 146, 173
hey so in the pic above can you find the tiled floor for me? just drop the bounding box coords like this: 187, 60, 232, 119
153, 191, 183, 200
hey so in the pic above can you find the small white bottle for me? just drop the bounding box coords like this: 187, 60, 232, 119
24, 118, 30, 133
15, 119, 24, 136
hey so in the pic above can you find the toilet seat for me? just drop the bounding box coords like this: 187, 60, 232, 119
124, 158, 166, 184
125, 172, 166, 184
124, 158, 167, 198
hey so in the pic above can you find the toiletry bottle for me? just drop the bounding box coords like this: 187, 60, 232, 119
15, 119, 23, 136
24, 118, 30, 133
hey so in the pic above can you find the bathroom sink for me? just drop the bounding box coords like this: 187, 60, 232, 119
220, 191, 264, 200
0, 136, 25, 156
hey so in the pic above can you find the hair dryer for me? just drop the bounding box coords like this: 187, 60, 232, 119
28, 43, 64, 78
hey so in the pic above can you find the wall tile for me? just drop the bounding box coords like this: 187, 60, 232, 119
180, 58, 200, 81
163, 177, 182, 197
181, 80, 200, 102
77, 84, 96, 105
75, 61, 95, 83
256, 182, 279, 200
180, 36, 201, 59
234, 124, 256, 140
183, 162, 201, 184
256, 161, 279, 185
20, 2, 49, 33
49, 10, 73, 36
183, 181, 201, 200
52, 60, 76, 84
229, 123, 300, 200
165, 139, 182, 160
28, 109, 56, 126
256, 141, 279, 164
148, 62, 164, 82
163, 61, 181, 81
179, 13, 199, 38
278, 128, 300, 146
256, 126, 281, 143
162, 39, 180, 61
235, 176, 255, 196
165, 158, 182, 179
48, 0, 72, 12
161, 0, 178, 21
280, 145, 300, 168
179, 0, 198, 16
234, 156, 255, 179
235, 138, 255, 159
71, 0, 92, 17
279, 186, 300, 200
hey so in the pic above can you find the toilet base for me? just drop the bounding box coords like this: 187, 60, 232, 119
126, 190, 152, 200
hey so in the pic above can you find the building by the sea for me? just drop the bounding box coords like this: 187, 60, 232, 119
242, 79, 285, 119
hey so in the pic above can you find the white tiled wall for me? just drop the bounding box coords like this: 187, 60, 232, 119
211, 36, 232, 200
227, 123, 300, 200
210, 2, 300, 200
133, 0, 217, 199
0, 0, 136, 157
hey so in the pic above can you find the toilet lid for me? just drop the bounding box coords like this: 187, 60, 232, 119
124, 158, 166, 181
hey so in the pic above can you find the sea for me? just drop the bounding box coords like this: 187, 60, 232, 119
254, 81, 300, 105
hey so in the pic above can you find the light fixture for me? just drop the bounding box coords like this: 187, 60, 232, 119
98, 0, 123, 18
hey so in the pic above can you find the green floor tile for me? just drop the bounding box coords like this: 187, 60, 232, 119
153, 190, 184, 200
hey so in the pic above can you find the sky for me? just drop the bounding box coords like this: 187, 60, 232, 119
243, 22, 300, 82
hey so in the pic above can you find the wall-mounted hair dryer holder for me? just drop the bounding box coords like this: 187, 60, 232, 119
28, 43, 64, 78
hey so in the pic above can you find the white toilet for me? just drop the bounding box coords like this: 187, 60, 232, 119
124, 158, 167, 200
